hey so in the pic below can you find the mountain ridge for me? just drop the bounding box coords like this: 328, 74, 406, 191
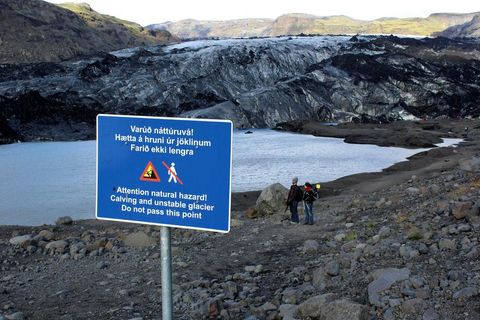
0, 0, 178, 64
148, 12, 480, 39
438, 14, 480, 38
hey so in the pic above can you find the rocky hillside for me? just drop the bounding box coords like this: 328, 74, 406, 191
0, 35, 479, 144
438, 14, 480, 38
148, 12, 480, 39
0, 0, 177, 64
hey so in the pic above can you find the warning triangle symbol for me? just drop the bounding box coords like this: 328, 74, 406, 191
140, 161, 161, 182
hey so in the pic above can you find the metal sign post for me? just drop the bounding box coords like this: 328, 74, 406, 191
161, 226, 173, 320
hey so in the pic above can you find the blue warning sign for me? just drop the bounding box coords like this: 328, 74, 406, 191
96, 114, 233, 233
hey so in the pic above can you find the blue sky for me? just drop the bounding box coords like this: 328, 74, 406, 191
46, 0, 480, 26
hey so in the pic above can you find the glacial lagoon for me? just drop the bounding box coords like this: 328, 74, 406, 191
0, 130, 460, 225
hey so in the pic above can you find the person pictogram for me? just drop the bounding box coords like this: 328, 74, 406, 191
168, 162, 177, 183
162, 161, 184, 185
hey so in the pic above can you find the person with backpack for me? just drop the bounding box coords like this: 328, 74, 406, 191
303, 182, 317, 225
286, 177, 303, 223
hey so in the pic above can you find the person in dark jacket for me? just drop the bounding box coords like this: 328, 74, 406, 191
286, 177, 302, 223
302, 182, 317, 225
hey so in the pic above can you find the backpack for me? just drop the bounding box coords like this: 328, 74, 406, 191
294, 186, 303, 201
303, 189, 317, 202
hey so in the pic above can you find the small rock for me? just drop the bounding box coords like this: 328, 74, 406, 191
467, 215, 480, 227
117, 247, 127, 254
334, 234, 346, 242
368, 268, 410, 307
321, 299, 368, 320
411, 276, 426, 289
254, 265, 263, 273
458, 156, 480, 172
9, 235, 33, 247
415, 288, 431, 300
384, 308, 395, 320
70, 241, 86, 255
124, 231, 156, 247
104, 241, 114, 251
5, 312, 26, 320
438, 238, 456, 250
222, 281, 238, 299
312, 268, 327, 290
298, 294, 367, 319
388, 299, 402, 307
119, 289, 130, 296
406, 187, 420, 194
45, 240, 68, 254
26, 245, 36, 254
452, 202, 472, 220
55, 216, 73, 225
231, 218, 244, 227
436, 201, 449, 214
244, 207, 259, 219
375, 198, 386, 208
378, 226, 391, 237
326, 261, 340, 277
96, 261, 109, 270
423, 307, 439, 320
303, 240, 320, 254
457, 224, 471, 232
278, 304, 298, 320
207, 299, 221, 318
467, 247, 479, 258
453, 287, 479, 300
38, 230, 54, 241
297, 294, 335, 318
402, 298, 427, 314
282, 288, 301, 304
245, 265, 256, 273
258, 302, 277, 312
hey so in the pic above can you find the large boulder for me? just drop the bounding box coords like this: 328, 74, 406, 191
255, 183, 289, 216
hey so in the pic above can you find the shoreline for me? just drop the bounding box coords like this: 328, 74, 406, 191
215, 118, 480, 213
